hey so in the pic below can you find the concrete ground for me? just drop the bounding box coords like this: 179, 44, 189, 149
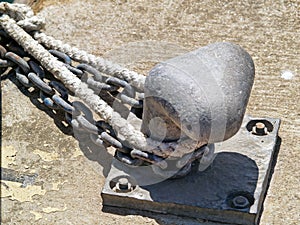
1, 0, 299, 224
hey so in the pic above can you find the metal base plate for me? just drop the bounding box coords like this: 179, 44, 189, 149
101, 116, 280, 225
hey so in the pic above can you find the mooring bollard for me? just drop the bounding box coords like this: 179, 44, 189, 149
142, 42, 255, 145
103, 42, 280, 225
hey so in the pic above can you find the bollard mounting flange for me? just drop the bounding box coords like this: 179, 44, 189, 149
101, 115, 280, 225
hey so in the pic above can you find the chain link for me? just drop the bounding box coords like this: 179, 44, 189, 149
0, 3, 211, 178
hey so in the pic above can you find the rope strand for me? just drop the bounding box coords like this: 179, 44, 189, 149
33, 32, 145, 92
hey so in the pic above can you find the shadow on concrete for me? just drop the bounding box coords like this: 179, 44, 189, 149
1, 68, 113, 177
73, 131, 113, 178
2, 68, 73, 135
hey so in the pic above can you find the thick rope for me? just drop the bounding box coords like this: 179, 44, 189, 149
0, 14, 148, 152
0, 3, 33, 21
0, 3, 203, 158
33, 32, 146, 92
0, 2, 145, 92
17, 16, 45, 32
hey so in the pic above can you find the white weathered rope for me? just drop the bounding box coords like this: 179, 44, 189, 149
17, 16, 45, 32
0, 4, 202, 158
33, 32, 146, 92
0, 14, 148, 152
0, 2, 145, 92
0, 3, 33, 21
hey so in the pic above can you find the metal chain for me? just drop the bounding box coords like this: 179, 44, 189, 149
0, 3, 211, 178
0, 39, 144, 162
0, 14, 150, 153
0, 3, 203, 156
0, 35, 174, 169
0, 30, 208, 177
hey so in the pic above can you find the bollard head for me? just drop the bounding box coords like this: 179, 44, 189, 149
142, 42, 255, 146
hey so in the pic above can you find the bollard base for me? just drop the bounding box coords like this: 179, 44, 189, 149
101, 116, 280, 225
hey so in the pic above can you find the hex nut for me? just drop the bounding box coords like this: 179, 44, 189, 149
232, 195, 250, 209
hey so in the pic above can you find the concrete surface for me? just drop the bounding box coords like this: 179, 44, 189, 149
1, 0, 299, 224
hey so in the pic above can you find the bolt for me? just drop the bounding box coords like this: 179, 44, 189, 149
232, 195, 250, 209
118, 178, 129, 190
114, 177, 133, 193
252, 122, 268, 135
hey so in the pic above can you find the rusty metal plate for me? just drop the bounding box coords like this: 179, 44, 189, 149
101, 115, 281, 225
